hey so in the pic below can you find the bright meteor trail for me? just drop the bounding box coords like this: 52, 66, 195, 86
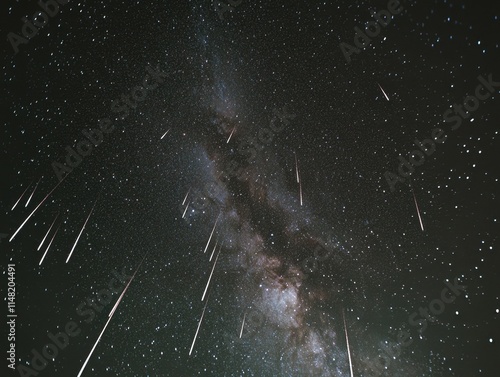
412, 189, 425, 232
202, 246, 221, 301
377, 82, 390, 101
239, 312, 246, 339
227, 126, 236, 143
189, 299, 209, 356
161, 128, 171, 139
343, 309, 354, 377
77, 255, 146, 377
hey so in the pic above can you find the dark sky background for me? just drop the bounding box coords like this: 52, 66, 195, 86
1, 1, 499, 376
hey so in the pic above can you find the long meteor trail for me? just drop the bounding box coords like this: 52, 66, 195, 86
189, 299, 209, 356
66, 196, 99, 263
202, 247, 221, 301
77, 254, 147, 377
10, 176, 67, 242
38, 213, 59, 251
39, 223, 61, 266
343, 309, 354, 377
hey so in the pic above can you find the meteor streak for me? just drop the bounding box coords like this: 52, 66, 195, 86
189, 299, 209, 356
343, 309, 354, 377
377, 82, 390, 101
161, 128, 171, 139
39, 223, 60, 266
77, 254, 146, 377
202, 246, 221, 301
412, 189, 425, 232
77, 306, 114, 377
66, 196, 99, 263
25, 177, 42, 207
203, 213, 220, 254
295, 152, 303, 206
12, 181, 33, 211
182, 188, 191, 205
10, 175, 67, 242
239, 312, 246, 338
227, 127, 236, 143
38, 213, 59, 251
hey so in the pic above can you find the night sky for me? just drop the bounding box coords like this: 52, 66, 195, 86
1, 1, 499, 376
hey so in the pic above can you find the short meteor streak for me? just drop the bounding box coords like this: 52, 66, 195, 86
66, 197, 99, 263
38, 213, 59, 251
412, 190, 425, 232
161, 128, 171, 139
182, 188, 191, 205
295, 152, 303, 206
10, 176, 67, 242
343, 309, 354, 377
77, 254, 146, 377
12, 181, 33, 210
377, 83, 390, 101
189, 299, 209, 356
39, 223, 60, 266
227, 127, 236, 143
202, 247, 221, 301
25, 177, 42, 208
203, 213, 220, 254
239, 312, 246, 339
